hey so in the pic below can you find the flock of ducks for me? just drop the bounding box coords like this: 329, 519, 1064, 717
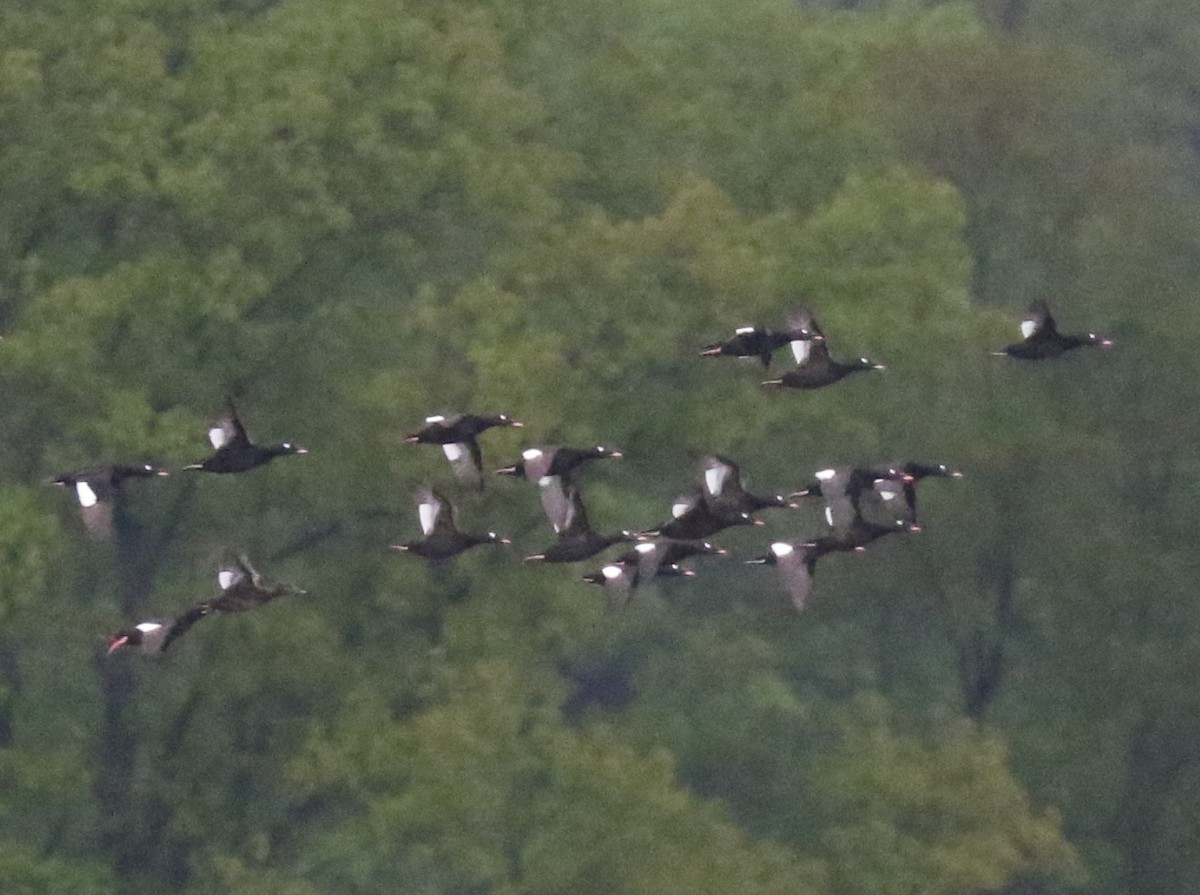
68, 301, 1111, 654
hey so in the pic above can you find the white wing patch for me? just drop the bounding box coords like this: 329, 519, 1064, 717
704, 465, 728, 496
218, 569, 237, 590
635, 542, 657, 555
442, 443, 464, 462
735, 326, 756, 334
208, 425, 228, 449
1020, 319, 1037, 339
770, 542, 794, 557
75, 482, 98, 508
601, 565, 623, 580
135, 621, 164, 633
791, 339, 812, 365
824, 506, 835, 527
523, 448, 544, 461
418, 501, 438, 535
815, 468, 836, 481
671, 498, 693, 519
425, 415, 446, 424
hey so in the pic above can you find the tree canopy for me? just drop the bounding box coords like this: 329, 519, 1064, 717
0, 1, 1196, 894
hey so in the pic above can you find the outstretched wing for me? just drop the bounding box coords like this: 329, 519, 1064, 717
772, 543, 816, 611
540, 478, 575, 534
210, 400, 250, 450
814, 467, 855, 529
1021, 300, 1056, 340
415, 486, 447, 536
441, 441, 483, 489
701, 455, 740, 498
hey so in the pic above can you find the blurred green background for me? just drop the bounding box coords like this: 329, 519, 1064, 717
0, 0, 1196, 892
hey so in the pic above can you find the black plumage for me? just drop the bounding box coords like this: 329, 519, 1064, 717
762, 308, 884, 389
642, 491, 764, 541
392, 486, 509, 561
185, 400, 307, 474
51, 462, 168, 538
996, 300, 1113, 360
525, 488, 635, 563
209, 553, 306, 613
107, 605, 209, 656
405, 412, 522, 489
496, 444, 621, 529
700, 455, 795, 516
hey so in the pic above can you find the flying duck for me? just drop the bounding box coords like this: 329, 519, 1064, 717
496, 444, 622, 528
699, 309, 823, 369
405, 413, 522, 489
641, 491, 764, 541
185, 400, 307, 474
525, 487, 636, 564
51, 462, 169, 537
745, 541, 827, 611
392, 486, 510, 561
791, 465, 902, 530
700, 455, 796, 516
995, 300, 1114, 360
209, 553, 306, 612
581, 559, 695, 611
107, 605, 210, 655
872, 461, 962, 526
762, 309, 884, 389
615, 538, 726, 582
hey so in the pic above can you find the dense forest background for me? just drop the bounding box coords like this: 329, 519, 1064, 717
0, 0, 1197, 892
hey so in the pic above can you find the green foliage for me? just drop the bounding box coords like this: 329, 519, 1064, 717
0, 0, 1195, 894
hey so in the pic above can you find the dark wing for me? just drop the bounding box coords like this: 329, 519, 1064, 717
440, 441, 483, 489
162, 604, 210, 652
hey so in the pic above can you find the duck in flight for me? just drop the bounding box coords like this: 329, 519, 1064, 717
185, 400, 307, 474
406, 412, 522, 490
995, 300, 1113, 360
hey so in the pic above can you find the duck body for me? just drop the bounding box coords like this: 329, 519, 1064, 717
700, 327, 794, 368
616, 538, 725, 582
496, 444, 621, 527
392, 486, 509, 561
525, 488, 634, 564
496, 444, 621, 482
107, 605, 209, 655
700, 455, 795, 517
875, 461, 962, 525
405, 413, 522, 489
700, 309, 824, 368
186, 401, 306, 474
999, 300, 1113, 360
761, 309, 883, 389
764, 355, 884, 390
51, 462, 169, 537
745, 541, 824, 611
582, 558, 695, 610
645, 492, 763, 541
208, 554, 305, 613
